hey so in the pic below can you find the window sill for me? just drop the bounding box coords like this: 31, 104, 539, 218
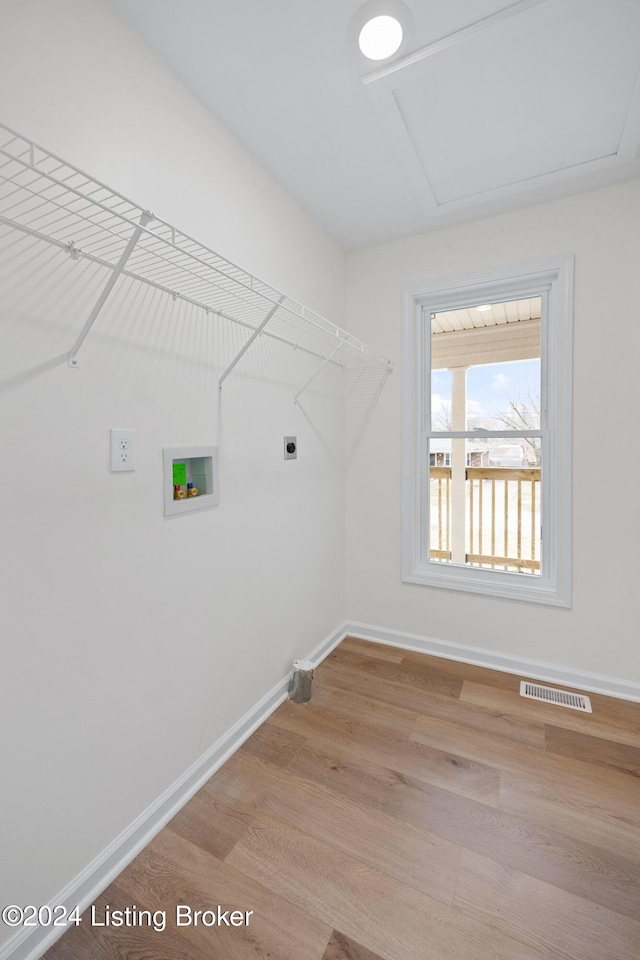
403, 561, 571, 607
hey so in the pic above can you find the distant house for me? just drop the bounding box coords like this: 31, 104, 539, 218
429, 439, 491, 468
467, 447, 491, 467
488, 444, 526, 467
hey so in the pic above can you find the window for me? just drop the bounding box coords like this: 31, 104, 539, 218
402, 256, 573, 606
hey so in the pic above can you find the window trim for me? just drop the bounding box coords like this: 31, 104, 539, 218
402, 255, 573, 607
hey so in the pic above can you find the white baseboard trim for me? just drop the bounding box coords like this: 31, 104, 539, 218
344, 621, 640, 703
307, 621, 349, 667
1, 623, 347, 960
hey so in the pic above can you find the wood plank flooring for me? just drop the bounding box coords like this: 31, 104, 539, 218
44, 637, 640, 960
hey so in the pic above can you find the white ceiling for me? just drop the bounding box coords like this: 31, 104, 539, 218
108, 0, 640, 249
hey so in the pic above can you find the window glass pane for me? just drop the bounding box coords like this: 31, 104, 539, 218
431, 297, 541, 432
428, 438, 541, 575
430, 368, 452, 431
466, 359, 540, 431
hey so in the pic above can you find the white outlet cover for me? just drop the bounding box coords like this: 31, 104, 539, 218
110, 428, 136, 472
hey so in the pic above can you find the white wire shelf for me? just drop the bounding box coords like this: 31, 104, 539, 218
0, 122, 393, 395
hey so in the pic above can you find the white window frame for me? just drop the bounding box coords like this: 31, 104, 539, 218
402, 255, 573, 606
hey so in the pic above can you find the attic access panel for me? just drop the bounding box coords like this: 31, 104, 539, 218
363, 0, 640, 213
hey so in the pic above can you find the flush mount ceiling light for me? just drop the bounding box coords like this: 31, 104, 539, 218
358, 15, 403, 60
348, 0, 412, 64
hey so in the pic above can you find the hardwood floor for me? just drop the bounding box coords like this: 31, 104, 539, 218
45, 637, 640, 960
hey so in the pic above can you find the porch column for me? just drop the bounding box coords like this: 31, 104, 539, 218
450, 366, 467, 564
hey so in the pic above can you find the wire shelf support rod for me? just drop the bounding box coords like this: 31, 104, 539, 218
67, 210, 153, 367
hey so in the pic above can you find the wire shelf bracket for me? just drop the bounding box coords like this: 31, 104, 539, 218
0, 121, 394, 392
218, 295, 285, 391
67, 210, 153, 368
294, 342, 344, 403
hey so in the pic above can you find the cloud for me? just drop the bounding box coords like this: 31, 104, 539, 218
490, 373, 510, 390
431, 393, 450, 411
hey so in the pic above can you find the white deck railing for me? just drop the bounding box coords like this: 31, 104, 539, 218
429, 466, 541, 573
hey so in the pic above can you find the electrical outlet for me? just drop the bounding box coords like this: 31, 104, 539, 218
110, 428, 136, 472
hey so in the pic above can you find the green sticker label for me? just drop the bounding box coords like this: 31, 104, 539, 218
172, 462, 187, 486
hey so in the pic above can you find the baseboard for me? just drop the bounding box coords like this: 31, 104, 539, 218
306, 621, 349, 666
1, 623, 347, 960
344, 621, 640, 702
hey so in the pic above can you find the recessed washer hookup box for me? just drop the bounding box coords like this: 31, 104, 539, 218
163, 446, 220, 517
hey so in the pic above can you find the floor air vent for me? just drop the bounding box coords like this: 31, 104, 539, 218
520, 681, 592, 713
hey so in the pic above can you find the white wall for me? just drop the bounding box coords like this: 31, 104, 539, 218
0, 0, 346, 942
345, 181, 640, 686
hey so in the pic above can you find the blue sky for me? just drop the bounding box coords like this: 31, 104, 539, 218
432, 359, 540, 428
